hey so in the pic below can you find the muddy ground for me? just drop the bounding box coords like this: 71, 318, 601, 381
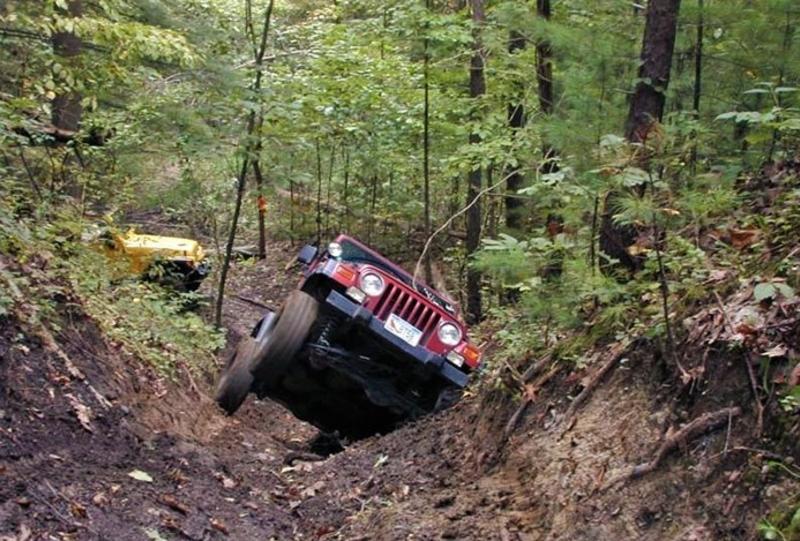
1, 243, 798, 540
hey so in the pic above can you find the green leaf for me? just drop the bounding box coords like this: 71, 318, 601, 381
775, 283, 796, 300
621, 167, 649, 187
754, 283, 776, 302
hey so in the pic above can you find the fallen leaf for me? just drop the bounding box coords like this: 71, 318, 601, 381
761, 344, 788, 358
373, 454, 389, 469
708, 269, 730, 283
729, 228, 760, 249
159, 494, 188, 514
69, 501, 87, 519
92, 492, 108, 507
129, 470, 154, 483
168, 468, 188, 484
65, 394, 93, 432
300, 480, 325, 498
16, 524, 32, 541
209, 518, 229, 535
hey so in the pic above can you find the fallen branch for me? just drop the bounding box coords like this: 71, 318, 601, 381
713, 291, 764, 436
604, 406, 741, 489
233, 294, 275, 312
560, 340, 630, 432
501, 362, 561, 443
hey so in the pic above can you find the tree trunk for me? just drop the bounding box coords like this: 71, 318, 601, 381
343, 147, 350, 233
624, 0, 682, 143
422, 0, 433, 284
325, 143, 335, 237
52, 0, 83, 134
315, 138, 322, 244
536, 0, 559, 175
253, 112, 267, 260
600, 0, 681, 278
536, 0, 564, 278
505, 29, 526, 231
465, 0, 485, 325
690, 0, 703, 172
214, 0, 274, 327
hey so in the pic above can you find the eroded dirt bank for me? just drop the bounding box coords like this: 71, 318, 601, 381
2, 247, 798, 540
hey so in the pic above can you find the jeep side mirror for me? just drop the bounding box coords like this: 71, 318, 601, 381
297, 244, 318, 265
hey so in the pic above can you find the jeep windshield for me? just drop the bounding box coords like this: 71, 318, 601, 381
336, 239, 457, 315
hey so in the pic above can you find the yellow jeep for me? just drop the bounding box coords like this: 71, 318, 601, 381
93, 227, 210, 291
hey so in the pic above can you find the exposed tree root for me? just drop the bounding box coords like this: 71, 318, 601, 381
559, 340, 631, 434
603, 406, 741, 490
713, 292, 764, 436
521, 352, 553, 383
501, 361, 561, 443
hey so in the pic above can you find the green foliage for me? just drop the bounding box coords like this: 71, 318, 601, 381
0, 197, 224, 377
754, 281, 796, 302
68, 251, 226, 377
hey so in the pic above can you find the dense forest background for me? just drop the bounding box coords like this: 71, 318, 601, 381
2, 1, 800, 538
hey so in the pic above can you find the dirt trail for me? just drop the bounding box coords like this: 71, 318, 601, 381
0, 243, 472, 540
1, 242, 798, 540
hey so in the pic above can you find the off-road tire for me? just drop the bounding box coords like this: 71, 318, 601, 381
251, 290, 319, 389
215, 337, 258, 415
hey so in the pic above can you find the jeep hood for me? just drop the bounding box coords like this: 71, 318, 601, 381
120, 232, 205, 261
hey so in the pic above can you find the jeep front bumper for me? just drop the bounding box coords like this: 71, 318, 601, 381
324, 290, 469, 388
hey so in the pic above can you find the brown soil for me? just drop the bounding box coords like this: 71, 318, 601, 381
1, 243, 798, 540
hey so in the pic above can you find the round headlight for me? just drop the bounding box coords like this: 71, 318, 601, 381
359, 272, 385, 296
328, 241, 343, 258
438, 322, 462, 346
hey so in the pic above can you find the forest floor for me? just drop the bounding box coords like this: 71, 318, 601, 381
1, 240, 798, 540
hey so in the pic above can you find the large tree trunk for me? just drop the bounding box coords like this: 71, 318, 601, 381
505, 29, 526, 231
600, 0, 681, 277
536, 0, 564, 279
51, 0, 83, 134
465, 0, 485, 325
623, 0, 682, 143
535, 0, 558, 175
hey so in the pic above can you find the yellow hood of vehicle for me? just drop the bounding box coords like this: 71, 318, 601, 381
119, 231, 206, 262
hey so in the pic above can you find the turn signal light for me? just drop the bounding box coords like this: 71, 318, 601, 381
462, 345, 481, 367
334, 264, 357, 284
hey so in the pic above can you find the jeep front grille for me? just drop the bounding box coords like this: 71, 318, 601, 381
374, 282, 441, 340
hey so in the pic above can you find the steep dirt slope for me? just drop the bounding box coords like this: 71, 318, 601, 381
2, 243, 799, 540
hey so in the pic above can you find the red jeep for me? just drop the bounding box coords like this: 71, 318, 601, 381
215, 235, 482, 436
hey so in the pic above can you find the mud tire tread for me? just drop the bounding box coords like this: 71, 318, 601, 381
215, 337, 258, 415
251, 290, 319, 389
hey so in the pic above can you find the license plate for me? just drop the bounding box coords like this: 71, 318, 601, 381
384, 313, 423, 347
